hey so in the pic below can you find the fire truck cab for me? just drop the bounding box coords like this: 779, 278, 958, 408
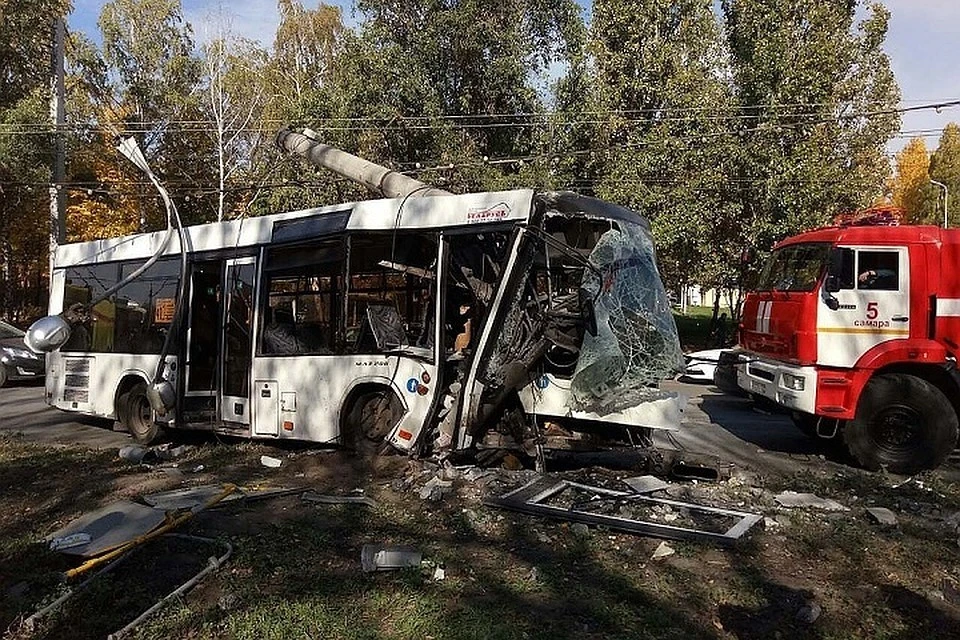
738, 221, 960, 473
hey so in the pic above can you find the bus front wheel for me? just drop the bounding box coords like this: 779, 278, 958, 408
343, 389, 402, 455
844, 373, 958, 474
118, 381, 161, 445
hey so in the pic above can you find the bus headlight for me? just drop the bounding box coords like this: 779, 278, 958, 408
782, 373, 805, 391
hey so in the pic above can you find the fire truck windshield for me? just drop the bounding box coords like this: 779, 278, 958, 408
757, 243, 831, 292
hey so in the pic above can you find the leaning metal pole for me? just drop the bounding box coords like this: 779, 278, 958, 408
276, 128, 452, 199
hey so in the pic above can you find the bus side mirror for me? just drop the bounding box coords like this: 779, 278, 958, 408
25, 315, 73, 353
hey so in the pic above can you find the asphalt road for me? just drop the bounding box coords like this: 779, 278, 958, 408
0, 381, 132, 449
0, 377, 827, 477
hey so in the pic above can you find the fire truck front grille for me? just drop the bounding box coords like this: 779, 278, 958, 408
747, 364, 775, 382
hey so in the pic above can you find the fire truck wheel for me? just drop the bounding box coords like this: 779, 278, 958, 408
343, 389, 402, 455
845, 374, 959, 474
118, 382, 161, 445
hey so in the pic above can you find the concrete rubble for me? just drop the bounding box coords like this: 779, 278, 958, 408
774, 491, 849, 511
865, 506, 898, 526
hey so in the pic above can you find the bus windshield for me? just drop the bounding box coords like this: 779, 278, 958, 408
757, 243, 831, 292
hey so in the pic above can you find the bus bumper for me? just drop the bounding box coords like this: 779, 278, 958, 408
737, 355, 817, 415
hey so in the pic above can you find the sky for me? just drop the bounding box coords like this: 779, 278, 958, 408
68, 0, 960, 157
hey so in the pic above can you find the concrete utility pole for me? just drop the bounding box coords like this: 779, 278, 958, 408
931, 179, 949, 228
49, 17, 67, 272
276, 128, 452, 199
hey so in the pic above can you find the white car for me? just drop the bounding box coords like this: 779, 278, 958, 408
680, 348, 742, 394
682, 349, 725, 382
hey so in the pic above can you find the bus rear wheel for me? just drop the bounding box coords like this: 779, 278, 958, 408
844, 373, 958, 474
118, 381, 161, 445
343, 389, 402, 456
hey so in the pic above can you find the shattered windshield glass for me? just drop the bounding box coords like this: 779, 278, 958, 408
571, 220, 683, 414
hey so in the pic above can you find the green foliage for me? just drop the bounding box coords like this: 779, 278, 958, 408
929, 123, 960, 226
0, 0, 908, 319
722, 0, 900, 277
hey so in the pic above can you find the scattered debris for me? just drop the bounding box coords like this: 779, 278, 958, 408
301, 491, 378, 508
45, 501, 167, 557
622, 475, 671, 494
763, 517, 780, 530
191, 464, 205, 473
501, 454, 524, 471
432, 566, 446, 581
775, 491, 849, 512
260, 455, 282, 468
571, 523, 591, 537
866, 506, 898, 526
361, 544, 422, 572
652, 541, 675, 559
463, 467, 495, 483
144, 485, 242, 511
118, 445, 148, 464
419, 476, 454, 502
796, 600, 822, 624
942, 578, 960, 607
48, 532, 92, 552
485, 476, 762, 545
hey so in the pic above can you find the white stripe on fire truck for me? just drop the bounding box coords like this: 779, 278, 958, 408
936, 298, 960, 317
755, 300, 772, 333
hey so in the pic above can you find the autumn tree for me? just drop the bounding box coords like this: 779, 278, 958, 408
891, 136, 934, 223
0, 0, 72, 321
929, 123, 960, 226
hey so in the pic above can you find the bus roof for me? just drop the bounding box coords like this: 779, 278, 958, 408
55, 189, 535, 267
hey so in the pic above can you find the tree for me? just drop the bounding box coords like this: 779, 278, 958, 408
929, 123, 960, 226
722, 0, 900, 270
0, 0, 72, 321
588, 0, 740, 304
97, 0, 212, 226
891, 136, 935, 223
200, 12, 269, 221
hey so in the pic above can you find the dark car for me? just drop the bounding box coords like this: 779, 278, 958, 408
0, 320, 45, 387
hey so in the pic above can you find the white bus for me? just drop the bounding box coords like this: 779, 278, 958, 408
41, 189, 684, 456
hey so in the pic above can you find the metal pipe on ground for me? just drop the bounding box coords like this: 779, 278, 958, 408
276, 128, 452, 199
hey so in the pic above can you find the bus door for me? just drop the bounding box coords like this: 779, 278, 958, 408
184, 260, 222, 415
221, 257, 256, 425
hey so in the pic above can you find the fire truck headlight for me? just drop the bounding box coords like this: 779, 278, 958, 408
782, 373, 805, 391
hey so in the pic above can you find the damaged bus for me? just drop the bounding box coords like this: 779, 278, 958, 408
29, 133, 684, 460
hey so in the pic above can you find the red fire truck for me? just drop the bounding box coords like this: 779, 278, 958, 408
737, 212, 960, 473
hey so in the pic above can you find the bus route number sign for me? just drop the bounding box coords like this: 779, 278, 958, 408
154, 298, 176, 324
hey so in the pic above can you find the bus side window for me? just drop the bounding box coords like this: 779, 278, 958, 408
261, 241, 343, 356
345, 232, 438, 355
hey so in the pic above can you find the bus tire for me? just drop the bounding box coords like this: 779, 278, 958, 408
118, 381, 161, 445
844, 373, 958, 474
343, 389, 402, 456
0, 366, 7, 388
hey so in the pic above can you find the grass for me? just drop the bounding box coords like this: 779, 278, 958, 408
2, 435, 959, 639
673, 305, 721, 350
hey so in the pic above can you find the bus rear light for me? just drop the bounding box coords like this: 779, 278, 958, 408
398, 429, 413, 440
417, 384, 428, 396
421, 371, 431, 384
283, 421, 294, 431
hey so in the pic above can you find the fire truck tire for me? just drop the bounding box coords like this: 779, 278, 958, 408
118, 382, 161, 445
343, 389, 402, 455
845, 374, 959, 474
